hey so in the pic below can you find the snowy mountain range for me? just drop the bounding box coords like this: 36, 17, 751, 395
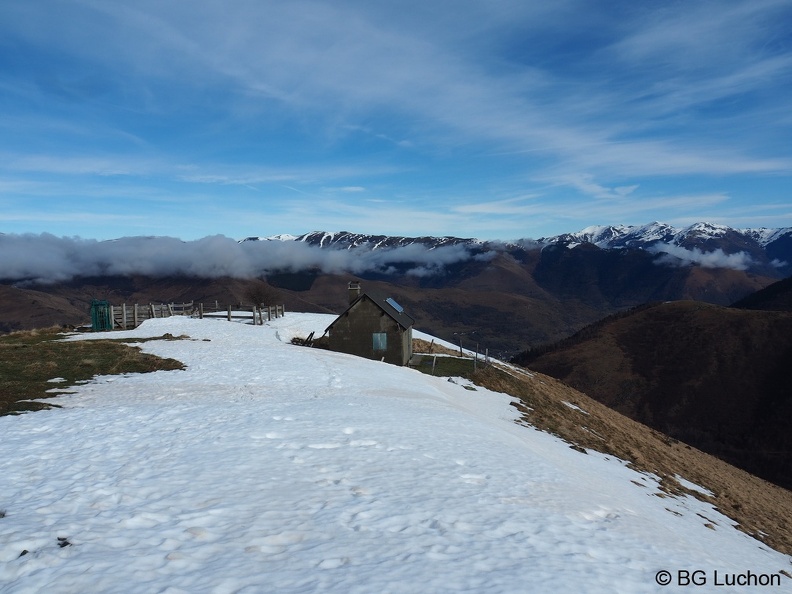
1, 314, 789, 592
247, 221, 792, 253
540, 221, 792, 255
244, 230, 482, 251
245, 222, 792, 277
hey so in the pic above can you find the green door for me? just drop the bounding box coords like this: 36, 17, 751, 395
90, 299, 113, 331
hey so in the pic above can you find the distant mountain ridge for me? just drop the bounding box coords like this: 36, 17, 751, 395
541, 220, 791, 260
513, 299, 792, 490
243, 222, 792, 277
242, 231, 482, 250
246, 221, 792, 251
539, 221, 792, 250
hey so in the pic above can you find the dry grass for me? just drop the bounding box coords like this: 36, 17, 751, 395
471, 363, 792, 558
412, 338, 461, 357
517, 302, 792, 490
0, 327, 185, 415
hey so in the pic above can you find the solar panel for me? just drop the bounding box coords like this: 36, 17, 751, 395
385, 297, 404, 313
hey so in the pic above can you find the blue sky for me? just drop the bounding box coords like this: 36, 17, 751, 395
1, 0, 791, 241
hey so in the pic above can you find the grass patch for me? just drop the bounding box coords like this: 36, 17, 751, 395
0, 327, 185, 416
411, 355, 478, 378
411, 338, 488, 378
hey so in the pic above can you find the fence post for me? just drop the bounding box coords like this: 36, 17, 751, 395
199, 303, 204, 319
227, 305, 232, 321
168, 303, 174, 317
121, 303, 127, 330
134, 304, 139, 328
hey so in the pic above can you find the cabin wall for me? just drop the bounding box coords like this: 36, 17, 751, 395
328, 297, 410, 365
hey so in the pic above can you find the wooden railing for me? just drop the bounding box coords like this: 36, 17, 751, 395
112, 302, 194, 330
195, 303, 285, 325
109, 302, 285, 330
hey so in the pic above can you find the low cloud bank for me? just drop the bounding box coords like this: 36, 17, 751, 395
648, 244, 754, 271
0, 234, 492, 284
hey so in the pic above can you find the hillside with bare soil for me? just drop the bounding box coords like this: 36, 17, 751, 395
513, 301, 792, 491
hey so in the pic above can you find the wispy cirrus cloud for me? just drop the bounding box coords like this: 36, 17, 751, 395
0, 0, 790, 239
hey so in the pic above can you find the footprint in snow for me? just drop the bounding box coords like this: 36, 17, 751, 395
318, 557, 349, 569
460, 473, 488, 485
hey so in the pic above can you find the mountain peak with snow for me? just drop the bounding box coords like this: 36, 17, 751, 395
537, 221, 792, 262
246, 222, 792, 260
238, 222, 792, 278
245, 231, 483, 250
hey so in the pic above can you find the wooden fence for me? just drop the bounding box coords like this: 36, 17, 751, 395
109, 301, 285, 330
112, 302, 194, 330
195, 303, 285, 325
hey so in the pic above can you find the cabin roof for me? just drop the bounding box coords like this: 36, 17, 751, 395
326, 292, 415, 332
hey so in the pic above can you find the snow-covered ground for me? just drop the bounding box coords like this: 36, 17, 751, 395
0, 314, 789, 593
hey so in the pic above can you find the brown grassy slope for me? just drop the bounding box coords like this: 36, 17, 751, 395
514, 301, 792, 491
678, 266, 773, 303
0, 285, 88, 333
733, 275, 792, 312
0, 276, 321, 335
417, 338, 792, 558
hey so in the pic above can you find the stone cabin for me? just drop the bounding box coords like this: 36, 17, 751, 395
325, 282, 414, 366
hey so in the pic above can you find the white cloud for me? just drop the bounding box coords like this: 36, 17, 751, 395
333, 186, 366, 193
0, 233, 494, 284
648, 244, 755, 271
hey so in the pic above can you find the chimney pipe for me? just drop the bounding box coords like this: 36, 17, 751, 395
348, 281, 361, 304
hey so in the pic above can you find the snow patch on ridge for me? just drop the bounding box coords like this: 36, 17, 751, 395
0, 314, 787, 593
